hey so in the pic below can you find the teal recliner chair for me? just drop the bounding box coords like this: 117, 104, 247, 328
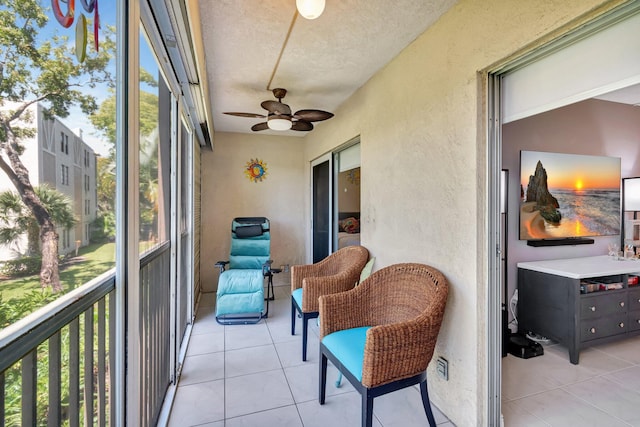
215, 217, 275, 324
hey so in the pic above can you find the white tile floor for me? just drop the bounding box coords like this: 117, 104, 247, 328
502, 334, 640, 426
167, 275, 454, 427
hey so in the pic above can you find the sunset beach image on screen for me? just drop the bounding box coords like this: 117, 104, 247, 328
519, 150, 621, 241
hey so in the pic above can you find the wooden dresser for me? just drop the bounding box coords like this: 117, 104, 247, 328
517, 255, 640, 364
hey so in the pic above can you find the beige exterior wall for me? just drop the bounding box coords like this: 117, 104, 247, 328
201, 1, 630, 424
200, 132, 306, 292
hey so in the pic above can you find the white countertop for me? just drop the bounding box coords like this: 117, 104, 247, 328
517, 255, 640, 279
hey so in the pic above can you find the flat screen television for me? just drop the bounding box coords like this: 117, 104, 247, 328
519, 150, 621, 241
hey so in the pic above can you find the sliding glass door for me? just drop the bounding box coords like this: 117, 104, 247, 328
311, 154, 332, 263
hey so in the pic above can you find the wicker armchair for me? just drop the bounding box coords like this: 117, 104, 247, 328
290, 245, 369, 361
318, 263, 449, 427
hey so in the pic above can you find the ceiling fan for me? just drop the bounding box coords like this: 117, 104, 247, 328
224, 88, 334, 132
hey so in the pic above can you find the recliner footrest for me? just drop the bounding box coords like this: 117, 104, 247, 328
216, 269, 265, 321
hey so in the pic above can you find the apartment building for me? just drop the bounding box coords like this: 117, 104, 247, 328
0, 102, 97, 258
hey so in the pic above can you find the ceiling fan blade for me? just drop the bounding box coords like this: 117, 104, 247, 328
224, 112, 265, 118
251, 122, 269, 131
293, 109, 334, 122
291, 121, 314, 131
261, 100, 292, 115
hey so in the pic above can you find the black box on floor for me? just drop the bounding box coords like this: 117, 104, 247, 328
508, 333, 544, 359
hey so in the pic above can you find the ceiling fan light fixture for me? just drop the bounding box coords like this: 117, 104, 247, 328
267, 117, 292, 131
296, 0, 325, 20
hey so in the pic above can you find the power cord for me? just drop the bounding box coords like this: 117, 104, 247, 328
526, 332, 551, 344
508, 289, 551, 343
509, 289, 518, 328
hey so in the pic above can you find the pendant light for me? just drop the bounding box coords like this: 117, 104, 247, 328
296, 0, 325, 20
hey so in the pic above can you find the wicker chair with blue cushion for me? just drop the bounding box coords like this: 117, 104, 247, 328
290, 245, 369, 361
318, 263, 449, 427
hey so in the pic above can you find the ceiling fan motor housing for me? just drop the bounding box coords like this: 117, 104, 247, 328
272, 88, 287, 100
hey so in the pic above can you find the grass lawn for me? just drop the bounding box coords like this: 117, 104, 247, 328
0, 242, 116, 300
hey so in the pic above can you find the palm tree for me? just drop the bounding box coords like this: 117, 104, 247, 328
0, 185, 77, 290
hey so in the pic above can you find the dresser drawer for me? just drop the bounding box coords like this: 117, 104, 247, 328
580, 314, 627, 342
580, 292, 627, 319
627, 311, 640, 332
628, 288, 640, 312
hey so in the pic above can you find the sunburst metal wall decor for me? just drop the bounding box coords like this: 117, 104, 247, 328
245, 158, 268, 183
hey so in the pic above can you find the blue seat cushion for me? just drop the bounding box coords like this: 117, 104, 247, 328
322, 326, 372, 382
292, 288, 303, 310
216, 292, 264, 316
216, 269, 264, 316
218, 269, 264, 294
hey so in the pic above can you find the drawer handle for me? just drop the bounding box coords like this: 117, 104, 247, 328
620, 302, 625, 308
590, 327, 596, 334
619, 322, 625, 328
590, 306, 596, 312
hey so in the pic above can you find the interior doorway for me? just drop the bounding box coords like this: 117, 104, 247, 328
334, 141, 361, 251
310, 139, 362, 263
488, 4, 640, 425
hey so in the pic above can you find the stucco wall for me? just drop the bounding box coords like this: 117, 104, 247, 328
200, 132, 306, 292
200, 1, 629, 424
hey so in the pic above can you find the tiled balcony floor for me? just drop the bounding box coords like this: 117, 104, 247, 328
503, 333, 640, 426
167, 274, 454, 426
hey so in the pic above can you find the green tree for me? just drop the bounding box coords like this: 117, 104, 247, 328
92, 156, 115, 240
0, 0, 114, 290
91, 85, 159, 148
0, 185, 76, 263
91, 73, 159, 242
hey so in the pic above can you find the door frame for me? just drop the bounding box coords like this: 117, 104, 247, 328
486, 72, 502, 426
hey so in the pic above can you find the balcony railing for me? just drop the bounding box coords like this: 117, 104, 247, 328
0, 270, 116, 426
0, 241, 173, 427
139, 241, 172, 426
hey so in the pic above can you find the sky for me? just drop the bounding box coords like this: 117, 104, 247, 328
520, 150, 621, 191
31, 1, 115, 156
33, 0, 159, 157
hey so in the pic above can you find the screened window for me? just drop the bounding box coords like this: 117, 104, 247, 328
139, 31, 172, 253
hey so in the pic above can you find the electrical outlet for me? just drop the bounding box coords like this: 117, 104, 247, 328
436, 357, 448, 380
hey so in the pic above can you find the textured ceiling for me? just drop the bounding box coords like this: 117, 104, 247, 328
198, 0, 458, 136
